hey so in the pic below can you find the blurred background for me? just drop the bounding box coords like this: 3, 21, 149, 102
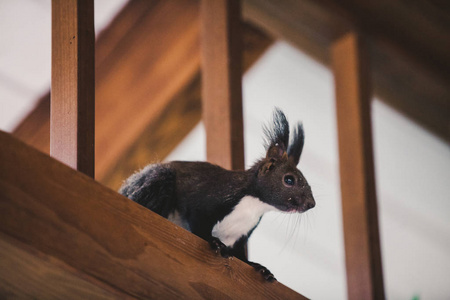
1, 0, 449, 299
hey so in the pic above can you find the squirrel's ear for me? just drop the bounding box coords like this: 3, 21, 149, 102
266, 144, 287, 161
287, 122, 304, 166
259, 150, 288, 175
259, 144, 288, 175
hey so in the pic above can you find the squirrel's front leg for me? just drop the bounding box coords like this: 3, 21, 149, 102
209, 236, 232, 258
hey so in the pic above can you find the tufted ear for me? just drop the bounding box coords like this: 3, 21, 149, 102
287, 122, 304, 166
263, 108, 289, 156
259, 108, 290, 175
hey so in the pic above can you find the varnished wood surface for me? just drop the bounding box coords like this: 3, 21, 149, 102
0, 235, 125, 299
51, 0, 95, 177
331, 33, 384, 300
201, 0, 245, 171
0, 131, 306, 299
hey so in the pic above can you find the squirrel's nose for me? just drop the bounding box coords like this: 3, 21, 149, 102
306, 199, 315, 210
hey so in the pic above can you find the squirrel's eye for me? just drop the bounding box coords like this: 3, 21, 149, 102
284, 175, 295, 186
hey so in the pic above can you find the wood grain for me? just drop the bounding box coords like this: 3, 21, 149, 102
201, 0, 245, 171
331, 33, 384, 300
51, 0, 95, 177
0, 234, 125, 299
0, 130, 306, 299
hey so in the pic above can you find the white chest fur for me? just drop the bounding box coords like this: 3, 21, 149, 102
212, 195, 278, 247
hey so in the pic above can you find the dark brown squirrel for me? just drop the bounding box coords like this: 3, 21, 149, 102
119, 108, 315, 281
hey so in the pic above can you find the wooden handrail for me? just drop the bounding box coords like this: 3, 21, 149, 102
0, 131, 305, 299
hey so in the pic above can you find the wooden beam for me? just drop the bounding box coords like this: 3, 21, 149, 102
331, 33, 384, 300
201, 0, 245, 170
0, 131, 306, 299
243, 0, 450, 142
51, 0, 95, 177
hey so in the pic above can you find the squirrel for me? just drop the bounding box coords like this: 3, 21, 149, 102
119, 108, 315, 281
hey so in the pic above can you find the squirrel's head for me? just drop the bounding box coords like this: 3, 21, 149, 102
254, 108, 315, 213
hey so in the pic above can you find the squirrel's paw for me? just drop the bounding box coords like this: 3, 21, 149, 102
249, 261, 277, 282
209, 237, 231, 258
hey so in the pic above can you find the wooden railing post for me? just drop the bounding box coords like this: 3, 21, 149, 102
331, 32, 385, 300
51, 0, 95, 177
201, 0, 245, 170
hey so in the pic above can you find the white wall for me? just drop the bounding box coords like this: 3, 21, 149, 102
0, 0, 127, 131
167, 42, 450, 299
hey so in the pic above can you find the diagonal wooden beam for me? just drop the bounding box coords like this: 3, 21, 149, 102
0, 130, 306, 299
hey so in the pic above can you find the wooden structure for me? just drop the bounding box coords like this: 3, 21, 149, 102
51, 0, 95, 177
2, 0, 449, 298
332, 33, 384, 299
201, 0, 245, 171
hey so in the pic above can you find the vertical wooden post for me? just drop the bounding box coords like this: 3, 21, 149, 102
201, 0, 245, 170
51, 0, 95, 177
331, 32, 385, 300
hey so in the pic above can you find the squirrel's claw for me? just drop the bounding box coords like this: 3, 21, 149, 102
249, 261, 277, 282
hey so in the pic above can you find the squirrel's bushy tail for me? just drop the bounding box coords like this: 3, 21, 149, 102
119, 164, 177, 218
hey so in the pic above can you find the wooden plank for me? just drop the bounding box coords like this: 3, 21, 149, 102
331, 33, 384, 300
0, 130, 306, 300
0, 234, 125, 299
243, 0, 450, 142
201, 0, 245, 170
51, 0, 95, 177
